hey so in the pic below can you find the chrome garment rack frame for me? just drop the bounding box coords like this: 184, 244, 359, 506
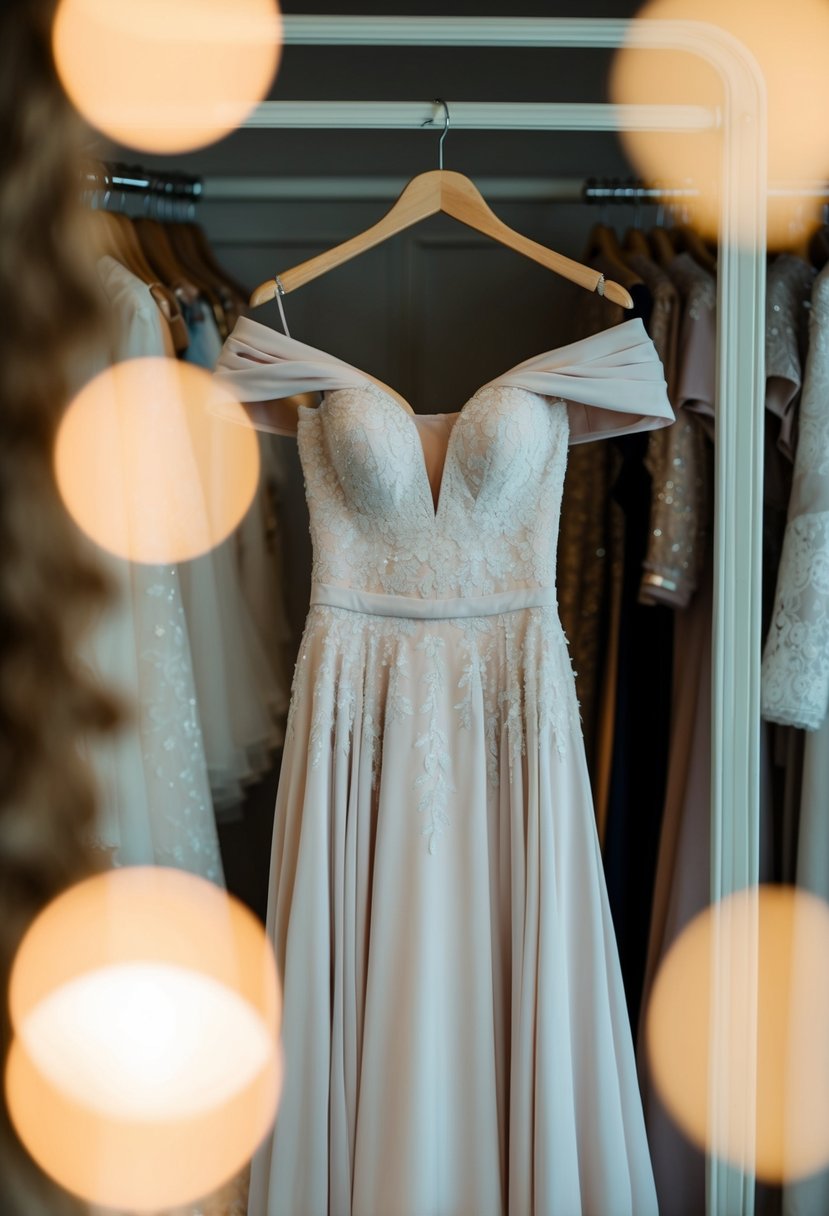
256, 18, 767, 1215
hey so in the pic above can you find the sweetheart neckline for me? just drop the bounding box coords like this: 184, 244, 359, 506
304, 379, 553, 524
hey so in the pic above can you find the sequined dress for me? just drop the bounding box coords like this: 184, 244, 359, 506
214, 315, 673, 1216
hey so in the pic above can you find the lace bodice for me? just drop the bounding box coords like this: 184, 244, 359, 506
762, 263, 829, 730
214, 315, 673, 603
301, 382, 569, 599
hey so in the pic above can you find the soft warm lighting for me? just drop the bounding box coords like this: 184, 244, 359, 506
610, 0, 829, 245
646, 885, 829, 1182
54, 358, 260, 565
52, 0, 282, 153
5, 867, 281, 1212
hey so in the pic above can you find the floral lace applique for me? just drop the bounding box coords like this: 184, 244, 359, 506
290, 606, 578, 851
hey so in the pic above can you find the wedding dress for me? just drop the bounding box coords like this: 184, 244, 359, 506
215, 314, 673, 1216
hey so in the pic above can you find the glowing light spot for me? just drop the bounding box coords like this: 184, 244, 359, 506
646, 886, 829, 1182
54, 358, 260, 565
52, 0, 282, 153
610, 0, 829, 246
5, 867, 281, 1212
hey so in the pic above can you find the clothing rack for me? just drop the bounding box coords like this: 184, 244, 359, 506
111, 18, 763, 1210
224, 20, 759, 1214
276, 21, 764, 1215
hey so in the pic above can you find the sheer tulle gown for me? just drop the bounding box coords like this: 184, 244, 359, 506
215, 316, 674, 1216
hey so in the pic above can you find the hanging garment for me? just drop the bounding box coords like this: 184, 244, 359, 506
80, 256, 222, 882
762, 261, 829, 732
593, 255, 675, 1029
667, 253, 718, 437
762, 255, 814, 884
628, 253, 708, 609
215, 315, 673, 1216
182, 290, 291, 749
635, 252, 719, 1216
554, 258, 650, 793
175, 289, 286, 815
233, 436, 292, 741
602, 422, 674, 1032
181, 292, 292, 733
182, 295, 224, 370
774, 262, 829, 1216
763, 255, 814, 637
176, 543, 285, 814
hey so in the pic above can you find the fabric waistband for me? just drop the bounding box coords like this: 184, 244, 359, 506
310, 582, 557, 620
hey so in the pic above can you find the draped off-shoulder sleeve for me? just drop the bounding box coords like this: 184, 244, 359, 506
486, 317, 674, 444
214, 314, 674, 444
212, 317, 368, 436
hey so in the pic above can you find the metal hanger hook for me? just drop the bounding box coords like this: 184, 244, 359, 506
421, 98, 450, 170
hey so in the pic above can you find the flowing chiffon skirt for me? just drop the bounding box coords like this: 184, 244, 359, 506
249, 603, 657, 1216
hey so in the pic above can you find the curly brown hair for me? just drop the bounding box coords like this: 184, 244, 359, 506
0, 2, 120, 1212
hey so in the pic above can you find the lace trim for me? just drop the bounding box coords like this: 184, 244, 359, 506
762, 510, 829, 730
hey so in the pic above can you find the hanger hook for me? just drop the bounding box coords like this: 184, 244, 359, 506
421, 98, 450, 171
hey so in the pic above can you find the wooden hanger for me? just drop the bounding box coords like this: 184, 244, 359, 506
133, 217, 197, 298
583, 221, 644, 290
669, 223, 717, 274
250, 102, 634, 311
186, 221, 249, 307
623, 227, 652, 259
649, 225, 677, 271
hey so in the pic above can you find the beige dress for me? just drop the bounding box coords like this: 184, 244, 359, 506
215, 315, 673, 1216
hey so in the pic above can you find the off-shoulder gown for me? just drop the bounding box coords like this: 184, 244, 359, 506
214, 316, 673, 1216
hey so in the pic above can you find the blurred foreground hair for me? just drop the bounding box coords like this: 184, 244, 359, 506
0, 1, 119, 1212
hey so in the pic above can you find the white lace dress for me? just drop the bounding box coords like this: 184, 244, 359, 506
81, 257, 222, 882
215, 316, 673, 1216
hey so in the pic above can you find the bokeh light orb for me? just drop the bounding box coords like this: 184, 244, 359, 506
52, 0, 282, 153
646, 885, 829, 1182
54, 357, 260, 565
610, 0, 829, 245
5, 867, 281, 1212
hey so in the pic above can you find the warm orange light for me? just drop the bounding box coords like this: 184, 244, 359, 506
646, 885, 829, 1182
52, 0, 282, 153
5, 867, 281, 1212
54, 358, 259, 565
610, 0, 829, 245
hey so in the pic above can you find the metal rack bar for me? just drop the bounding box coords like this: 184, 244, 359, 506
201, 175, 827, 204
242, 99, 717, 132
81, 162, 203, 199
